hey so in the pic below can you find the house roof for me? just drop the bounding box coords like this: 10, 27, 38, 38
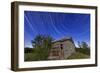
52, 37, 73, 43
52, 36, 76, 47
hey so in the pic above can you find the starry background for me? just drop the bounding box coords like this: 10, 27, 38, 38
24, 11, 90, 48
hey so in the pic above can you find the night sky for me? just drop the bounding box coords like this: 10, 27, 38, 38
24, 11, 90, 48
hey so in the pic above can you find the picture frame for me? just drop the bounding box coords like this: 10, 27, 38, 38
11, 1, 98, 71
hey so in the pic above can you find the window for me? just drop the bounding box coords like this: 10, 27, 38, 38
61, 44, 63, 49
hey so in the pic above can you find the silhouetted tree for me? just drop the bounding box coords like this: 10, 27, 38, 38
81, 41, 89, 49
76, 41, 90, 55
78, 41, 81, 48
24, 47, 33, 53
32, 34, 44, 48
31, 34, 53, 60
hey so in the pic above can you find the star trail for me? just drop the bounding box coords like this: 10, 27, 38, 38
24, 11, 90, 48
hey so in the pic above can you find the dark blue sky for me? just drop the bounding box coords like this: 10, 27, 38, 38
24, 11, 90, 48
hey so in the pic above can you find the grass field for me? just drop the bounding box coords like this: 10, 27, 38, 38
25, 52, 49, 61
24, 53, 37, 61
24, 48, 90, 61
67, 52, 90, 59
25, 51, 90, 61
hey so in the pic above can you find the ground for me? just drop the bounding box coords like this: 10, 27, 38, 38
24, 53, 36, 61
24, 48, 90, 61
67, 52, 90, 59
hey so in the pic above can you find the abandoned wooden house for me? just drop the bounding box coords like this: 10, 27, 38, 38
48, 37, 76, 60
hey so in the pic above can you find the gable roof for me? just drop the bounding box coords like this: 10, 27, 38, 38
52, 37, 73, 43
52, 37, 76, 47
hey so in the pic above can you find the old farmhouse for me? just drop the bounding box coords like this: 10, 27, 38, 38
48, 37, 76, 60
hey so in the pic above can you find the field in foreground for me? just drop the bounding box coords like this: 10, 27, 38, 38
67, 52, 90, 59
24, 48, 90, 61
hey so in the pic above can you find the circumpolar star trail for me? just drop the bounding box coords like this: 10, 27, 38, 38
24, 14, 37, 35
49, 14, 62, 35
24, 11, 90, 48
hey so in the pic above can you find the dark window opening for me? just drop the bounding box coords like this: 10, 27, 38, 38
61, 44, 63, 50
